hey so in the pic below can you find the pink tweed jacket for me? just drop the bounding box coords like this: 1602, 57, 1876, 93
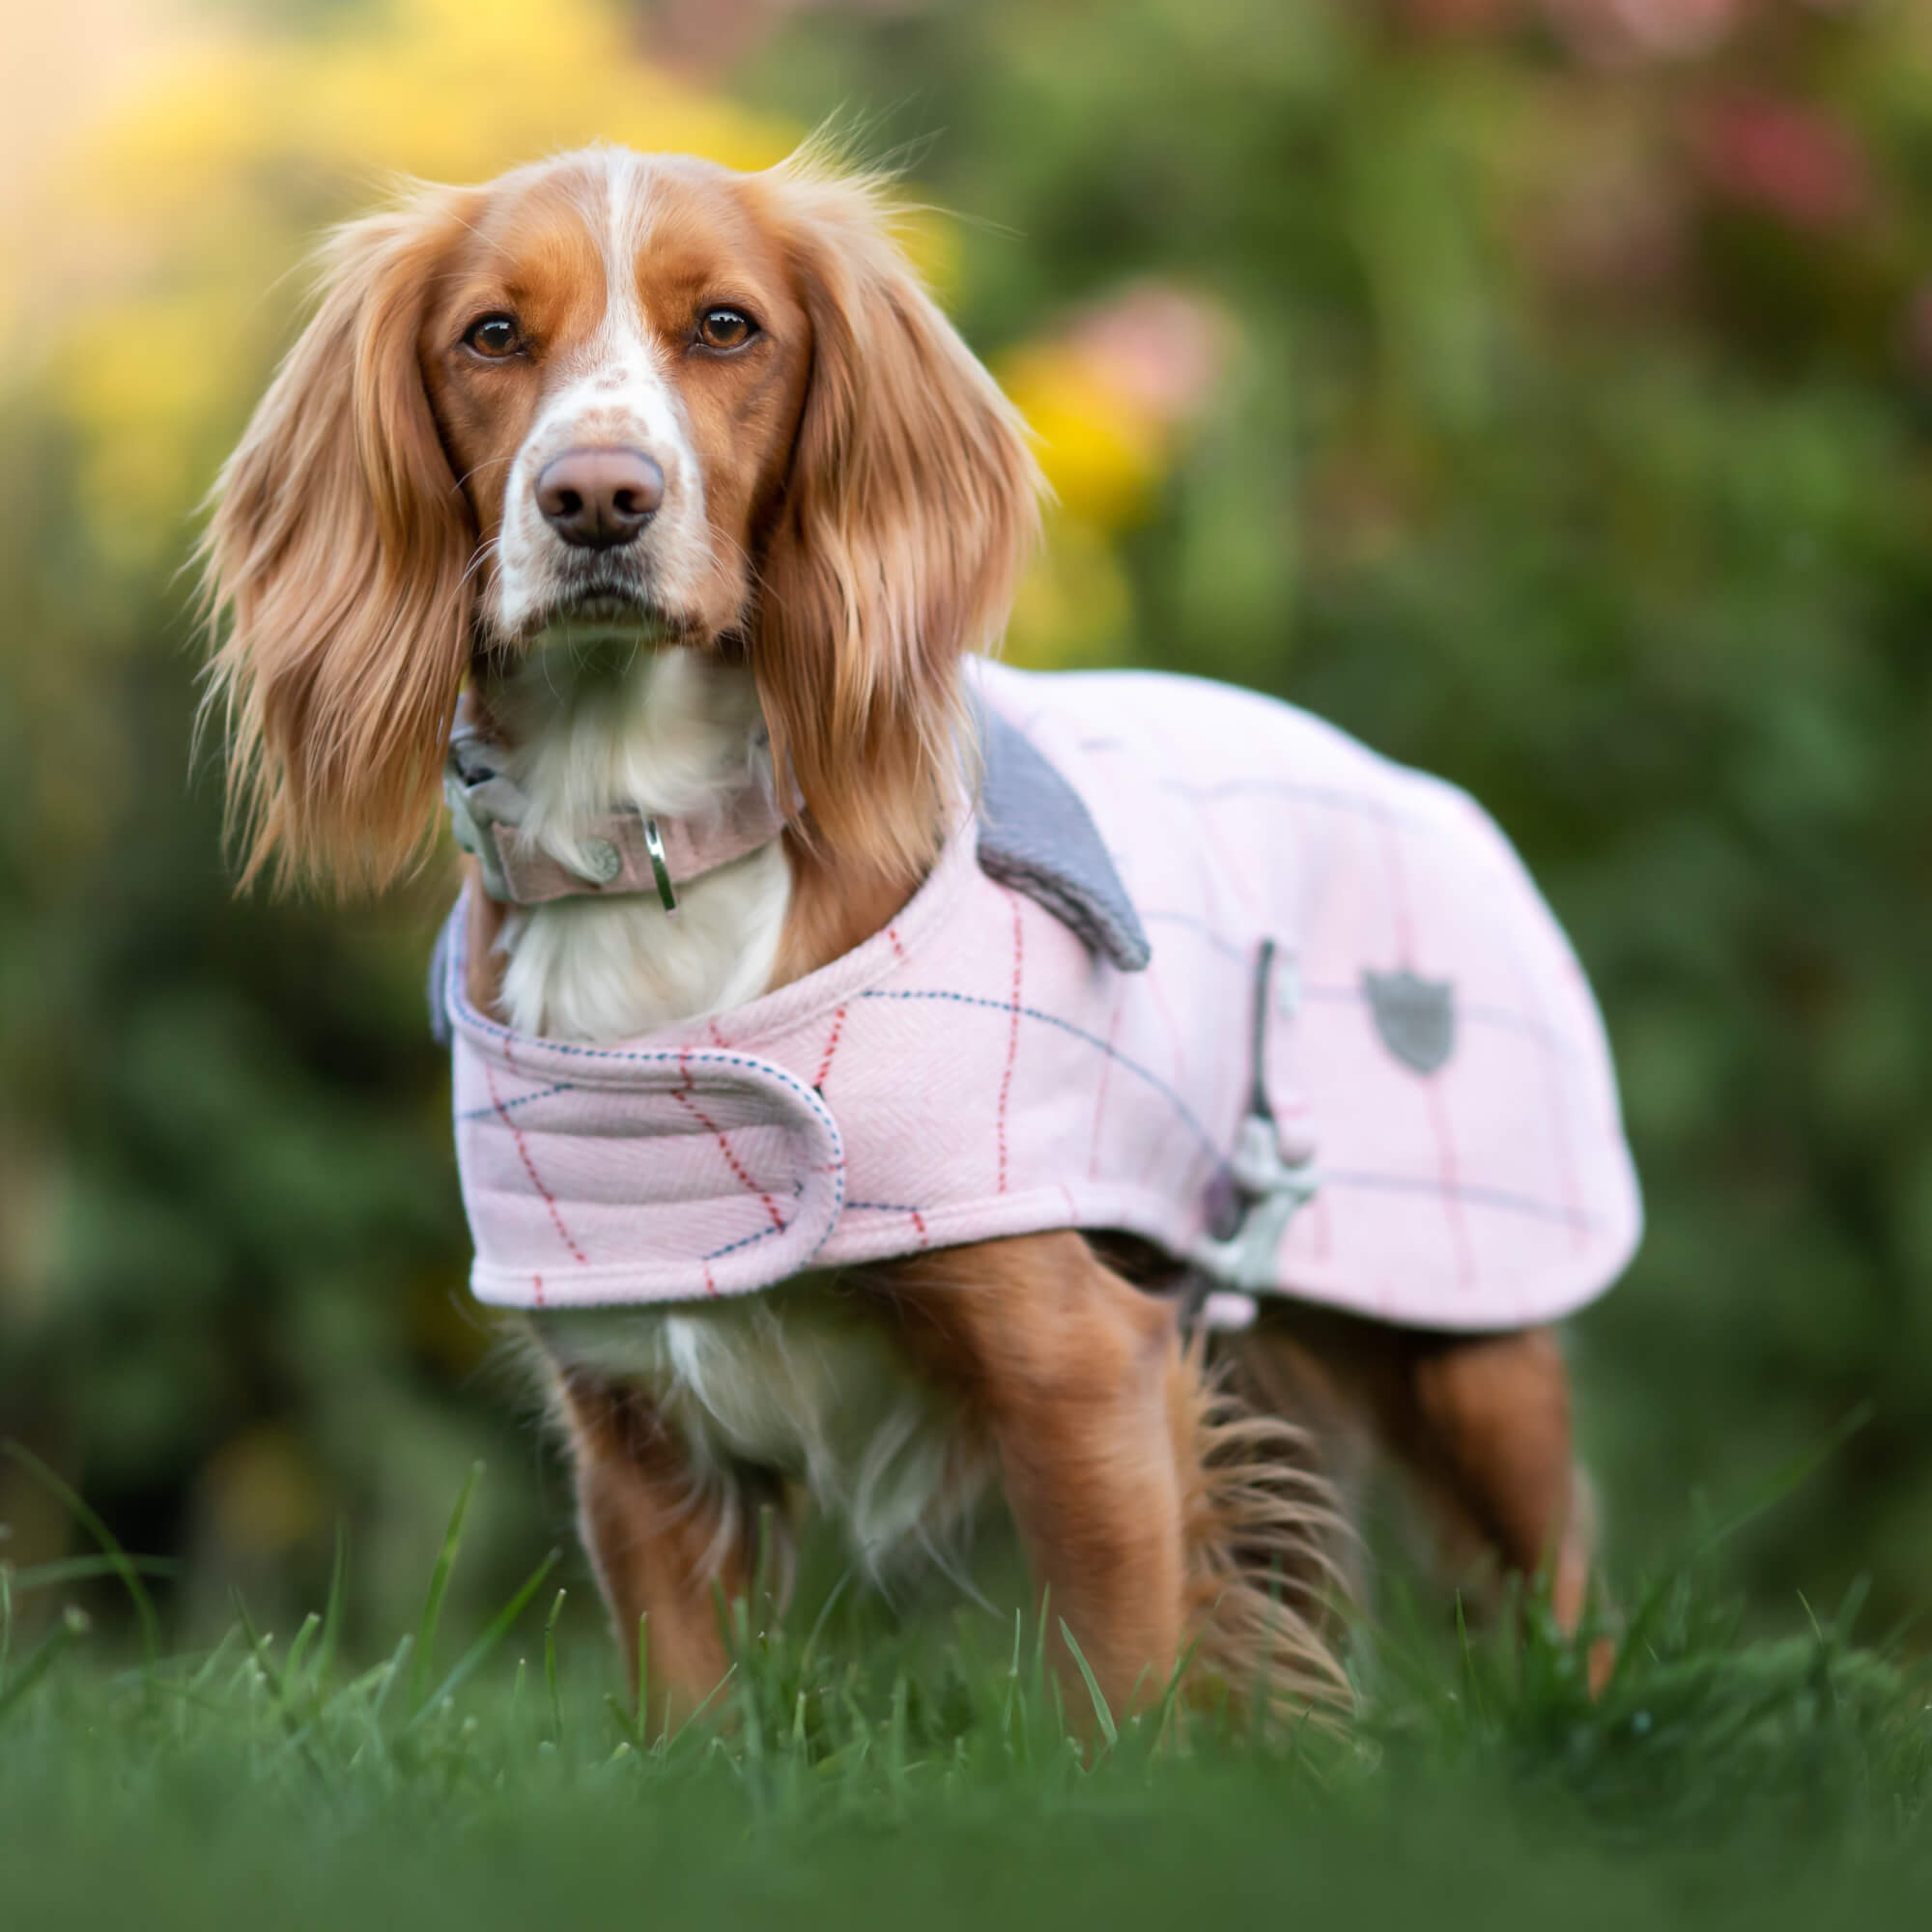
441, 662, 1641, 1328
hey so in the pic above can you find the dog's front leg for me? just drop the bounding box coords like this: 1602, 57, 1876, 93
876, 1232, 1191, 1727
553, 1366, 765, 1735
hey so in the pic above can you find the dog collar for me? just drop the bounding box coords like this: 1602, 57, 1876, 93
442, 698, 791, 912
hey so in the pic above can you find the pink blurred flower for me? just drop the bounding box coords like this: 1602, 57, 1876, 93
1543, 0, 1747, 62
1058, 283, 1233, 430
1693, 91, 1872, 233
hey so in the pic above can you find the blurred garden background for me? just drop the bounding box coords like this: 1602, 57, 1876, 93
1, 0, 1929, 1661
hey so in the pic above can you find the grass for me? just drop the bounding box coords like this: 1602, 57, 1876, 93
3, 1463, 1930, 1931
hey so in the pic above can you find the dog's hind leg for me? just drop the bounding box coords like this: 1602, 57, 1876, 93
1237, 1312, 1596, 1634
873, 1233, 1349, 1729
1394, 1326, 1597, 1635
553, 1367, 778, 1734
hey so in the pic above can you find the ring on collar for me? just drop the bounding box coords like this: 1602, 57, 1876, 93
642, 819, 678, 916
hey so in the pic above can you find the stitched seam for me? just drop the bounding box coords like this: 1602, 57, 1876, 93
704, 1220, 793, 1263
814, 1006, 847, 1091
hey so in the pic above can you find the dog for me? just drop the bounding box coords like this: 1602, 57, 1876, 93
201, 144, 1640, 1731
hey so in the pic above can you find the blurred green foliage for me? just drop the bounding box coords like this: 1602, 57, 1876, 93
2, 0, 1929, 1648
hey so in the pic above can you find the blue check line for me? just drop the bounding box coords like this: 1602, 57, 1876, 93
856, 986, 1224, 1161
456, 1081, 578, 1122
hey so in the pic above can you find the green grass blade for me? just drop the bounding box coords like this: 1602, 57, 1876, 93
1058, 1618, 1118, 1750
5, 1555, 180, 1595
798, 1564, 854, 1679
544, 1587, 566, 1744
635, 1610, 650, 1747
1000, 1606, 1023, 1748
282, 1612, 322, 1697
3, 1439, 160, 1664
402, 1547, 559, 1736
665, 1662, 737, 1749
0, 1605, 88, 1728
410, 1461, 482, 1714
1688, 1404, 1874, 1562
314, 1520, 349, 1693
1149, 1632, 1203, 1757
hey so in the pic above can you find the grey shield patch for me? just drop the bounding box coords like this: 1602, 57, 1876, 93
1363, 969, 1457, 1075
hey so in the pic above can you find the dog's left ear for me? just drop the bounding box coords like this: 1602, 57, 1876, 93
751, 159, 1044, 881
199, 186, 479, 895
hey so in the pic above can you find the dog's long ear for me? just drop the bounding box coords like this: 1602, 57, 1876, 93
200, 188, 476, 893
752, 159, 1043, 882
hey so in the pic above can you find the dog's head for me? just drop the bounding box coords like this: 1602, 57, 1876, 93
203, 146, 1042, 890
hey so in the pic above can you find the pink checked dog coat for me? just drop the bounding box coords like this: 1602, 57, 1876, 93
440, 662, 1641, 1328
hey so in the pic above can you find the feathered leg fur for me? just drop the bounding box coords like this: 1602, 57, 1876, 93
1226, 1311, 1597, 1634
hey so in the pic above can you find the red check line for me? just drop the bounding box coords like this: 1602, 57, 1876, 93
996, 894, 1025, 1194
887, 923, 905, 962
909, 1208, 929, 1249
674, 1053, 785, 1233
814, 1006, 847, 1091
484, 1063, 586, 1265
531, 1273, 546, 1307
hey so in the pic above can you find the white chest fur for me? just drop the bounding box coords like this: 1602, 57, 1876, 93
491, 646, 788, 1044
495, 643, 964, 1570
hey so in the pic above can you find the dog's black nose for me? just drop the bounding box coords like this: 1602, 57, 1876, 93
535, 447, 665, 549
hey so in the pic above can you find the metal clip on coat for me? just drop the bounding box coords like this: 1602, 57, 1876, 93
1193, 939, 1320, 1303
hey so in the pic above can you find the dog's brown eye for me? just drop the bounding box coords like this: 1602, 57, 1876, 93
463, 314, 524, 358
696, 306, 755, 351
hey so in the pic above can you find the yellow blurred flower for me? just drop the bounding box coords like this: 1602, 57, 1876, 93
999, 280, 1233, 532
999, 343, 1167, 530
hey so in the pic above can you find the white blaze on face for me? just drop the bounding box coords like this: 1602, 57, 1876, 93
491, 154, 711, 641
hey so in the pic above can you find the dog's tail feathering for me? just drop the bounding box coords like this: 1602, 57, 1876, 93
1172, 1335, 1357, 1725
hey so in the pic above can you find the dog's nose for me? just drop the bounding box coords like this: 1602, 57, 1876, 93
535, 447, 665, 549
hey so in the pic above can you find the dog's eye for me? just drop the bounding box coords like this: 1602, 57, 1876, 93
696, 306, 756, 352
463, 313, 524, 359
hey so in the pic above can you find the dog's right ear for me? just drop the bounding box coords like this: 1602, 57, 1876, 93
200, 187, 477, 894
749, 155, 1043, 885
